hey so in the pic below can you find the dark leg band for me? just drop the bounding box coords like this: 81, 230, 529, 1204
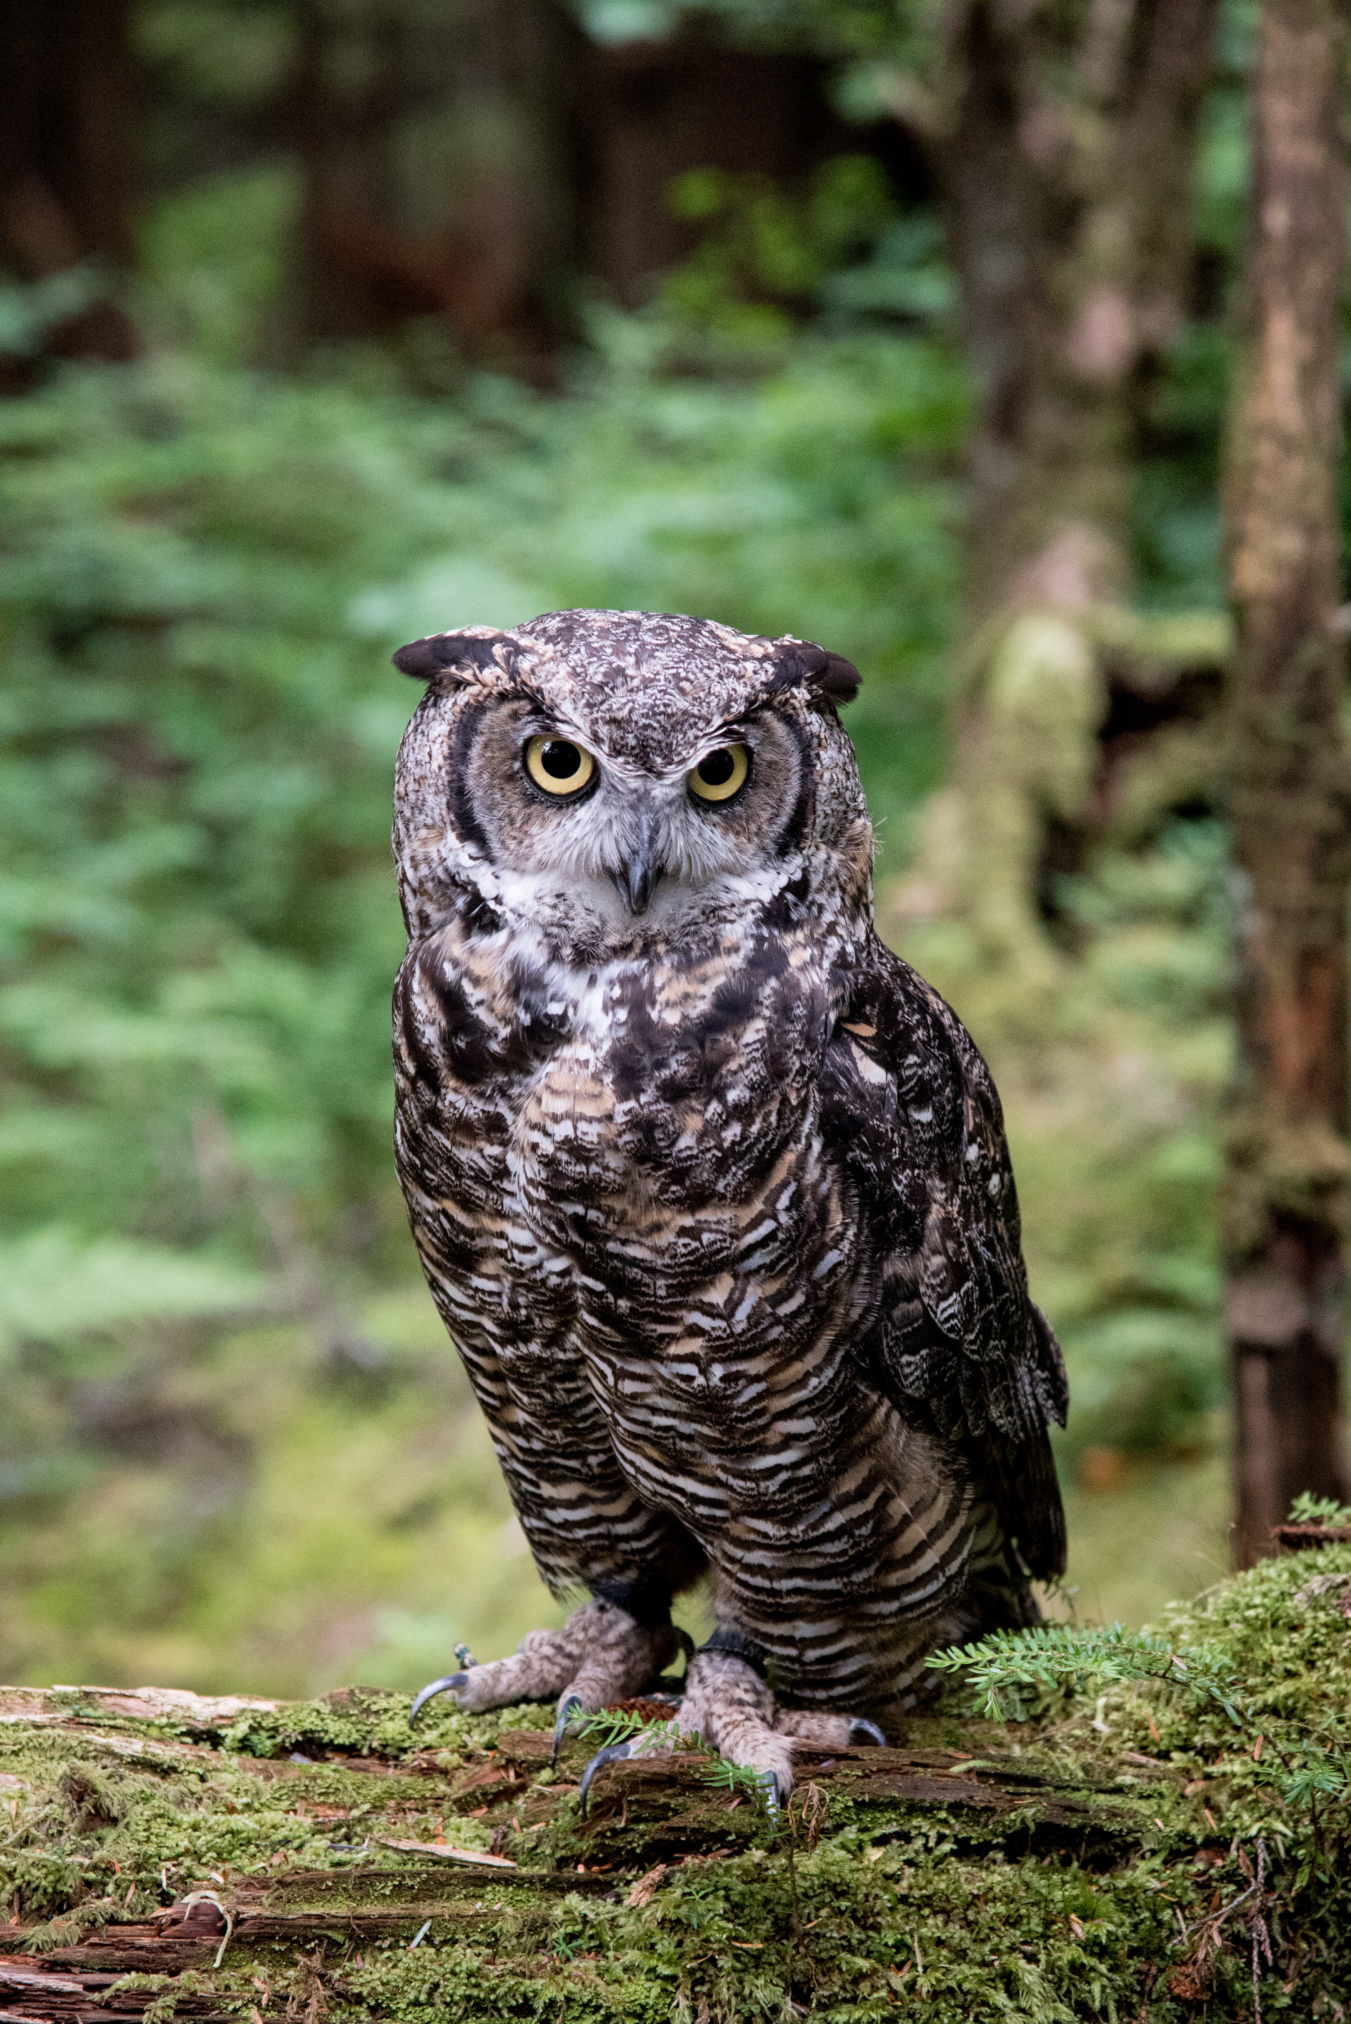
697, 1628, 768, 1676
590, 1577, 672, 1633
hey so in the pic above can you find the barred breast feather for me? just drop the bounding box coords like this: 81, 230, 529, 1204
394, 857, 1064, 1706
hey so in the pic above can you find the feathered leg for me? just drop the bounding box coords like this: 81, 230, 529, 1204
410, 1592, 684, 1729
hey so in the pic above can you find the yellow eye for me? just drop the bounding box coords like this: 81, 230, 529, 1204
525, 736, 595, 796
688, 743, 750, 804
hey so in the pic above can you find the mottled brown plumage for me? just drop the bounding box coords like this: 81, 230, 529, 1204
391, 609, 1066, 1797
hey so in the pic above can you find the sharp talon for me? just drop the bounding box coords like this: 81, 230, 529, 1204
409, 1673, 469, 1725
579, 1741, 633, 1813
755, 1769, 782, 1821
552, 1692, 584, 1762
850, 1719, 887, 1748
454, 1643, 476, 1669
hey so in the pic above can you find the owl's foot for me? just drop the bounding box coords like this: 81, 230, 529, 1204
772, 1709, 888, 1749
408, 1596, 685, 1728
577, 1646, 887, 1816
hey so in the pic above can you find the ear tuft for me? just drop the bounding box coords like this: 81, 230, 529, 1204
392, 629, 515, 682
769, 640, 862, 708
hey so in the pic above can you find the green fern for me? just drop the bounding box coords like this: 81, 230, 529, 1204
0, 1230, 263, 1354
1287, 1492, 1351, 1528
926, 1621, 1244, 1725
928, 1619, 1350, 1814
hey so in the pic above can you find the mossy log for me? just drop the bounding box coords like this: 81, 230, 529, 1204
2, 1546, 1349, 2021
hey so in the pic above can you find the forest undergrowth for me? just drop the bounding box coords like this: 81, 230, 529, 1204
0, 140, 1243, 1689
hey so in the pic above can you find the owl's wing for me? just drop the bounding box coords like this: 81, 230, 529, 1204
823, 938, 1068, 1578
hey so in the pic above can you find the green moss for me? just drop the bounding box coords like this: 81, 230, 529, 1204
1, 1553, 1348, 2018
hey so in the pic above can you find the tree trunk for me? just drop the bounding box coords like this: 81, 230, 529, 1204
278, 3, 914, 372
0, 0, 139, 387
280, 0, 586, 373
902, 0, 1220, 974
1222, 0, 1351, 1566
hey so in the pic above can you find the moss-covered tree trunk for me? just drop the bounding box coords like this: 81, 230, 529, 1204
1, 1546, 1349, 2020
905, 0, 1222, 976
1221, 0, 1351, 1566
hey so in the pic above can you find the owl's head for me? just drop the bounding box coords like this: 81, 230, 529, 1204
392, 608, 871, 952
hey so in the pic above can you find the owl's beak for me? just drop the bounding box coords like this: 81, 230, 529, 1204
611, 811, 664, 916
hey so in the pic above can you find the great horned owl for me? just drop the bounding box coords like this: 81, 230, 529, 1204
392, 609, 1066, 1803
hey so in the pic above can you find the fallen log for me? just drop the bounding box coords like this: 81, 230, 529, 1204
0, 1545, 1347, 2020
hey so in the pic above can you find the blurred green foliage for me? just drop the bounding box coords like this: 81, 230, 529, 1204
659, 155, 946, 343
0, 193, 967, 1685
0, 1, 1290, 1682
1035, 825, 1231, 1453
898, 803, 1233, 1601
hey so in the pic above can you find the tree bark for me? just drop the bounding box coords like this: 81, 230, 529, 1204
0, 0, 139, 386
902, 0, 1220, 972
280, 0, 586, 373
1222, 0, 1351, 1566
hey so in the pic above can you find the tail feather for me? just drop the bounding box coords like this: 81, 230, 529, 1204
978, 1419, 1066, 1581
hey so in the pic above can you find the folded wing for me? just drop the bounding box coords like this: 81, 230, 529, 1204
823, 940, 1068, 1578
